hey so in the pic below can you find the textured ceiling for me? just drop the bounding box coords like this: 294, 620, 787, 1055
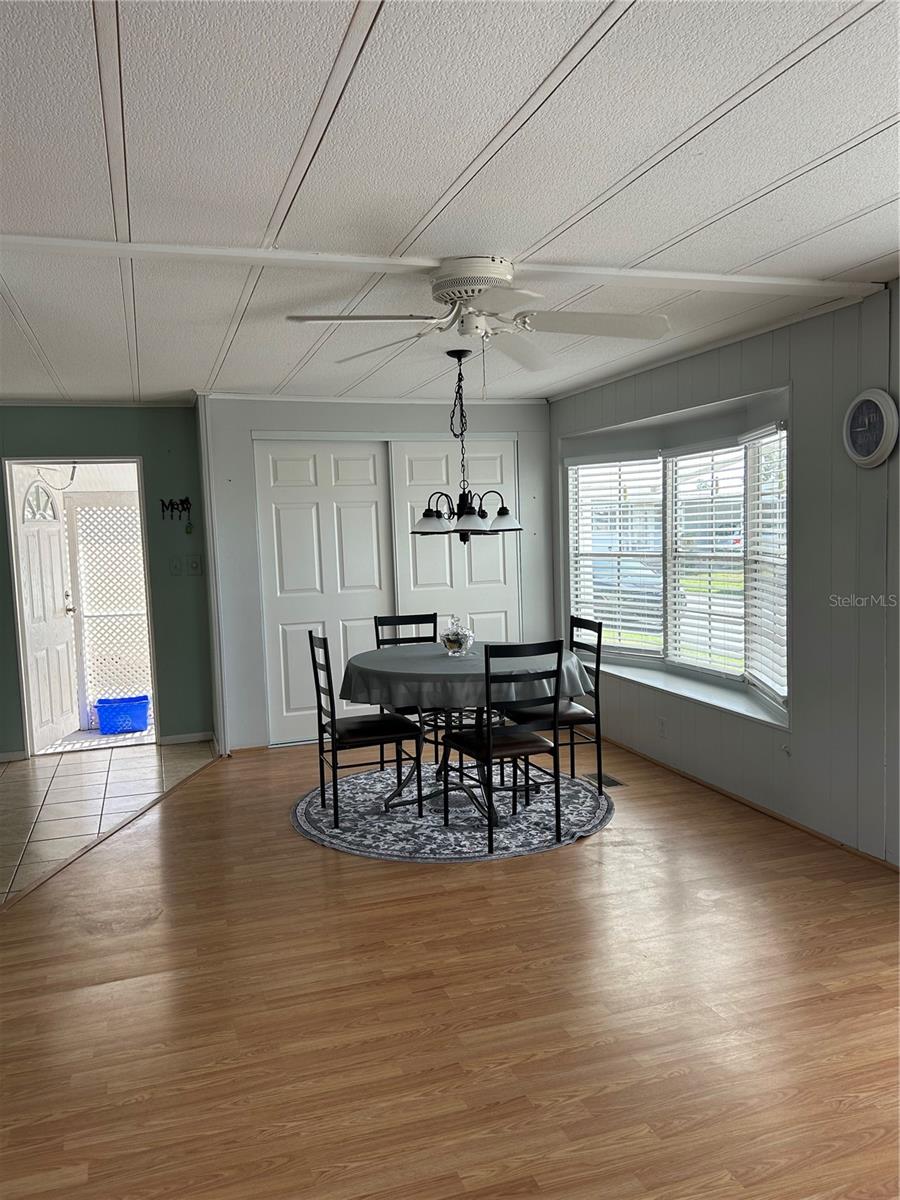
0, 0, 897, 406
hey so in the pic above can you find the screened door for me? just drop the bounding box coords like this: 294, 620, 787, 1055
65, 492, 154, 729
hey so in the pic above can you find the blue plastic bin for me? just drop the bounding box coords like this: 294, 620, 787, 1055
96, 695, 150, 735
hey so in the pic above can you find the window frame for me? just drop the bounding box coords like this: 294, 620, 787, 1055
565, 426, 789, 713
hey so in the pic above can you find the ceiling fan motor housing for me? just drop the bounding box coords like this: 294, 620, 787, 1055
431, 255, 514, 305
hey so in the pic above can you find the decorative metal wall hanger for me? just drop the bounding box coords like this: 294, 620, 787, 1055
161, 496, 193, 533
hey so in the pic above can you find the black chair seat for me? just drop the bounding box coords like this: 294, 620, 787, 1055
330, 713, 421, 747
506, 698, 593, 726
443, 725, 553, 761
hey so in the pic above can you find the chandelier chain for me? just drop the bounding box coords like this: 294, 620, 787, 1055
449, 361, 468, 491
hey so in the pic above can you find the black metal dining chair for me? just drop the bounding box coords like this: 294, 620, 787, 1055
440, 639, 563, 854
308, 631, 423, 829
505, 616, 604, 787
373, 613, 438, 648
373, 612, 441, 765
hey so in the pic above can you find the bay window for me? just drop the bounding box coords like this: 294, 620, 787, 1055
567, 424, 788, 706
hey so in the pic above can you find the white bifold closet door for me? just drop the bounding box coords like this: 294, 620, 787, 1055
390, 440, 521, 644
254, 440, 395, 744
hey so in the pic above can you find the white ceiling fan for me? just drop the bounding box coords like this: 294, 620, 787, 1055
285, 255, 674, 372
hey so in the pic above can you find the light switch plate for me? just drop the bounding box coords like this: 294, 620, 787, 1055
169, 555, 183, 576
185, 554, 203, 576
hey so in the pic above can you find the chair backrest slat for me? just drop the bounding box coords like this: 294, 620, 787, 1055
374, 612, 438, 648
570, 615, 603, 698
485, 639, 564, 745
308, 631, 337, 730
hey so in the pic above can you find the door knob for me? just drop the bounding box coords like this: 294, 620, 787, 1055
65, 604, 76, 615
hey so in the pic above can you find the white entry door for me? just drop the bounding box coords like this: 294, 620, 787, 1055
390, 440, 521, 644
15, 480, 79, 752
254, 440, 395, 744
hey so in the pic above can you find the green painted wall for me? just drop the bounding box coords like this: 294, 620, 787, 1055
0, 406, 213, 754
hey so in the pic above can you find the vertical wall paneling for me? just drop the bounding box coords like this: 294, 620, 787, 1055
884, 279, 899, 866
856, 289, 891, 858
788, 314, 837, 837
552, 288, 895, 861
830, 304, 862, 845
740, 333, 773, 394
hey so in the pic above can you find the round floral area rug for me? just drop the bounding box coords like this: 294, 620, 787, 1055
291, 762, 614, 863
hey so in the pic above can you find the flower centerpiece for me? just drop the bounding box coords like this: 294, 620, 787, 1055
440, 615, 474, 657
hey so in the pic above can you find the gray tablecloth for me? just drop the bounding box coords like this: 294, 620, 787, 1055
340, 643, 591, 710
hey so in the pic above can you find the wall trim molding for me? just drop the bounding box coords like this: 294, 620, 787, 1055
157, 732, 214, 745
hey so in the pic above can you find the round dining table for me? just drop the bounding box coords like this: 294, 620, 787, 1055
340, 642, 592, 819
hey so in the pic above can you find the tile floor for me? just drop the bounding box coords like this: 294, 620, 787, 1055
0, 741, 215, 904
38, 725, 157, 754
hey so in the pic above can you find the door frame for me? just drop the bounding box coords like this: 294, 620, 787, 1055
3, 456, 160, 757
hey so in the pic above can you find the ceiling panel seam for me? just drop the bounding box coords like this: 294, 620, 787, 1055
624, 116, 899, 268
0, 274, 71, 401
271, 1, 634, 393
92, 0, 138, 402
266, 1, 382, 247
531, 119, 898, 315
282, 1, 886, 399
732, 195, 899, 271
491, 199, 898, 380
389, 0, 633, 258
835, 249, 900, 277
518, 0, 885, 261
206, 1, 381, 393
275, 274, 384, 393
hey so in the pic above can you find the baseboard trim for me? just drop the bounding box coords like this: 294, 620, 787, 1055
605, 735, 898, 873
0, 751, 27, 763
157, 732, 214, 745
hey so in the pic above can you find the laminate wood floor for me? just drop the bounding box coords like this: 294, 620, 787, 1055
0, 742, 896, 1200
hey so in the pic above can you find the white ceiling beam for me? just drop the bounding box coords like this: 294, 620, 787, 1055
0, 234, 884, 298
517, 262, 883, 298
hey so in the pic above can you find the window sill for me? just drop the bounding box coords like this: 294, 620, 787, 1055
600, 661, 790, 730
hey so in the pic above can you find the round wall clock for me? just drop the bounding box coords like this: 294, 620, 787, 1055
842, 388, 898, 468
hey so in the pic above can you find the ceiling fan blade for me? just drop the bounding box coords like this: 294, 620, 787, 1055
474, 285, 543, 313
286, 313, 439, 324
491, 331, 553, 373
520, 310, 671, 339
335, 331, 434, 365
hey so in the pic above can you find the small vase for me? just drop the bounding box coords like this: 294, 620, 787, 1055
440, 615, 474, 657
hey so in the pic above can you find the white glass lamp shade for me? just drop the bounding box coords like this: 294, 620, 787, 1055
455, 508, 491, 535
490, 506, 522, 532
411, 511, 450, 535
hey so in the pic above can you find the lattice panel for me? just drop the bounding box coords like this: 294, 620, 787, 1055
73, 505, 153, 726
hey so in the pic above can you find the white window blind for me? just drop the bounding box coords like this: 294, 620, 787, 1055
745, 427, 788, 699
567, 431, 788, 706
568, 459, 663, 655
666, 446, 746, 675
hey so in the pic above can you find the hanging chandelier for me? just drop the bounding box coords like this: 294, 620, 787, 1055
410, 349, 522, 544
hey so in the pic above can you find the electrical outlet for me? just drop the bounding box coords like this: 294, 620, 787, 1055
169, 555, 183, 576
185, 554, 203, 577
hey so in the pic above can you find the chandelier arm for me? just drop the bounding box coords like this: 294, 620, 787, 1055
428, 491, 457, 518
